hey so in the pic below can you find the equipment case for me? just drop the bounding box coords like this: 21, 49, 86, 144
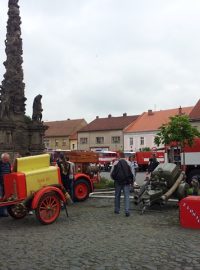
179, 196, 200, 229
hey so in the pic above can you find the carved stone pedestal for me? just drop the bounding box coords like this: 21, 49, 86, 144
0, 118, 47, 159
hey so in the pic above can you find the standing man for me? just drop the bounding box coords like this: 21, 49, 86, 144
65, 156, 75, 202
0, 153, 11, 217
110, 153, 134, 217
56, 154, 69, 191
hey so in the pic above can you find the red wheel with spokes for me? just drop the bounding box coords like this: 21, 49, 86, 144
74, 179, 90, 202
35, 192, 61, 225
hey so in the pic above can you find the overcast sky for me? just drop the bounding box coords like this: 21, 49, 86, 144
0, 0, 200, 123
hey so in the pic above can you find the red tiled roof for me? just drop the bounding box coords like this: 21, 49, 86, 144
189, 99, 200, 120
79, 114, 139, 132
44, 119, 87, 137
69, 132, 78, 140
124, 106, 193, 132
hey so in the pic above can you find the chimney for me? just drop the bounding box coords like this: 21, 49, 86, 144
96, 116, 99, 119
123, 113, 127, 117
108, 114, 112, 118
178, 106, 182, 115
148, 109, 153, 115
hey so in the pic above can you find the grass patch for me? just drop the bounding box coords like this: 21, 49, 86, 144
94, 177, 114, 189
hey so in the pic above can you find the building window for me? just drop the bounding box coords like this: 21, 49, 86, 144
80, 137, 88, 144
62, 139, 66, 146
140, 137, 144, 145
55, 139, 59, 147
96, 137, 104, 144
129, 137, 133, 146
72, 143, 75, 150
44, 139, 49, 148
112, 136, 120, 144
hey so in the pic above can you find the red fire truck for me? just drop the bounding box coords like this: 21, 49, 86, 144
135, 151, 165, 171
95, 150, 118, 171
165, 138, 200, 182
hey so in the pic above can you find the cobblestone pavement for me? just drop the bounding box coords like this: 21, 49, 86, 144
0, 197, 200, 270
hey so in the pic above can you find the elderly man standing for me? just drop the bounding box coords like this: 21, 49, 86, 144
0, 153, 11, 217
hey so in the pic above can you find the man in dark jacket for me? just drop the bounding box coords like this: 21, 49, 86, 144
0, 153, 11, 217
110, 153, 134, 217
147, 153, 159, 174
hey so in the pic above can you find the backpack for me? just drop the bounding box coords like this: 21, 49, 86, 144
111, 159, 133, 185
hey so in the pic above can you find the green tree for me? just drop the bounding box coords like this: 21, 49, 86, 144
154, 115, 200, 166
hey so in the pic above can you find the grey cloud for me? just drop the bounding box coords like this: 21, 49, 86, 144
0, 0, 199, 122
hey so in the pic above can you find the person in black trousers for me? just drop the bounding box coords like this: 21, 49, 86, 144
0, 153, 11, 217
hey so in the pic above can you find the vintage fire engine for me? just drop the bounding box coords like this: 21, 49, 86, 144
50, 150, 100, 201
0, 154, 69, 225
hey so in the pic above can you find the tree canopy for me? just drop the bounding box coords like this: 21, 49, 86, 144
154, 114, 200, 148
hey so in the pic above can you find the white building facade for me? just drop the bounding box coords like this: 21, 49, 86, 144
124, 131, 162, 152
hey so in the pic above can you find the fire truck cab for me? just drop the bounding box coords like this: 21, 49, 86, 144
95, 150, 118, 171
135, 151, 165, 171
165, 138, 200, 183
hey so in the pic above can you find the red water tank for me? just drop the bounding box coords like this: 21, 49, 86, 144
179, 196, 200, 229
4, 172, 27, 200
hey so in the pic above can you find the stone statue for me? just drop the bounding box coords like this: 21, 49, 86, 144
9, 0, 19, 4
0, 93, 10, 119
32, 94, 43, 122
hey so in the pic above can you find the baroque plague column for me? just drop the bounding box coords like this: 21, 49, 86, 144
0, 0, 47, 158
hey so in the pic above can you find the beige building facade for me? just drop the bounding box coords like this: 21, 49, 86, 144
78, 130, 124, 151
44, 119, 87, 151
44, 136, 70, 151
77, 114, 139, 151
